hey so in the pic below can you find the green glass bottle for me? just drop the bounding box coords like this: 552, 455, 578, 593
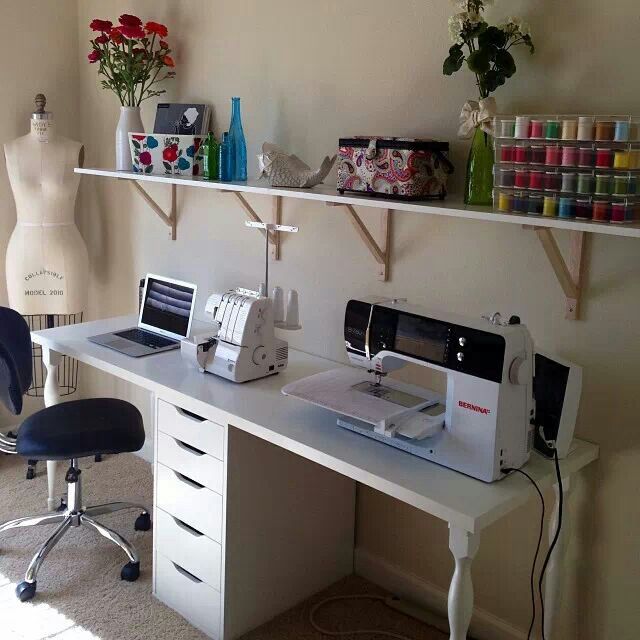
202, 132, 220, 180
464, 127, 494, 206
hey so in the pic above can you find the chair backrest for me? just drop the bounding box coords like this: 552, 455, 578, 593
0, 307, 33, 415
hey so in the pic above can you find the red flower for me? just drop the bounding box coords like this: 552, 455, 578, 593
94, 34, 109, 45
159, 40, 169, 50
163, 144, 179, 163
162, 55, 175, 68
87, 49, 101, 63
109, 27, 123, 44
119, 14, 142, 28
90, 19, 112, 32
132, 135, 146, 141
145, 21, 168, 37
120, 25, 145, 39
139, 151, 152, 166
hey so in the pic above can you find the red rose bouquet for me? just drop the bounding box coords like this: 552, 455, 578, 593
88, 14, 175, 106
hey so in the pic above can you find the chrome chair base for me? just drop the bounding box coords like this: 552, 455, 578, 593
0, 460, 151, 601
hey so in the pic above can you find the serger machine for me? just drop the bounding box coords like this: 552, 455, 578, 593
283, 298, 537, 482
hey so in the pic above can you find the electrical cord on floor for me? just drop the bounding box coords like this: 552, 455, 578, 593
309, 594, 415, 640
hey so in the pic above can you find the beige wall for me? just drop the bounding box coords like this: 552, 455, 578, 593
0, 0, 79, 423
4, 1, 639, 637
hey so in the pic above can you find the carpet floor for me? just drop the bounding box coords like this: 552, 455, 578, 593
0, 452, 445, 640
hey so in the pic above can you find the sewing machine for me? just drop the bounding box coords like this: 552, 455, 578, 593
283, 298, 536, 482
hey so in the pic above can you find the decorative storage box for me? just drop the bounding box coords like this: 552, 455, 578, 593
337, 137, 453, 201
492, 115, 640, 224
129, 133, 204, 176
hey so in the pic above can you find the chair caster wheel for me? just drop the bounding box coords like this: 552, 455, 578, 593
56, 498, 67, 513
121, 561, 140, 582
134, 512, 151, 532
94, 454, 103, 462
16, 581, 36, 602
26, 468, 35, 480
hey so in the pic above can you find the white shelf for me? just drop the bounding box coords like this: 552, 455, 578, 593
76, 167, 640, 238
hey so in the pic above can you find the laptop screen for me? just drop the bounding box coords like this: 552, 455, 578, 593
139, 276, 196, 338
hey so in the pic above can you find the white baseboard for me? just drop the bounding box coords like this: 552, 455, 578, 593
135, 440, 154, 464
354, 547, 528, 640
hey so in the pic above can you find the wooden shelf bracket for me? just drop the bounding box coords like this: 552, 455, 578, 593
128, 181, 177, 240
530, 227, 587, 320
328, 203, 393, 281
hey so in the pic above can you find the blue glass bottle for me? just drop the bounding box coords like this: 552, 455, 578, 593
228, 97, 247, 181
219, 132, 233, 182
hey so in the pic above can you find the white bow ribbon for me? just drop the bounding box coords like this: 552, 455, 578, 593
458, 97, 497, 139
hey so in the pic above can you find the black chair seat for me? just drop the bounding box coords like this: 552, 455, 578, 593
17, 398, 144, 461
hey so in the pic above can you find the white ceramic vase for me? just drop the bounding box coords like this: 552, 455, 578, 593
116, 106, 144, 171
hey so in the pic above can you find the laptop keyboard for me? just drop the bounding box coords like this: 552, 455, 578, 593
115, 328, 177, 349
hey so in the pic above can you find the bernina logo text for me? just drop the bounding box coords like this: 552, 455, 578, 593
458, 400, 491, 415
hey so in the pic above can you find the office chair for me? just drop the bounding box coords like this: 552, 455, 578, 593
0, 306, 151, 602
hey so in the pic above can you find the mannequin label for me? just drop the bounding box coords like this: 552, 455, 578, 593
31, 119, 53, 142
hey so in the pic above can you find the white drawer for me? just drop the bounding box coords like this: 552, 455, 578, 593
155, 552, 221, 639
157, 399, 225, 461
155, 508, 221, 590
156, 463, 223, 542
157, 431, 224, 495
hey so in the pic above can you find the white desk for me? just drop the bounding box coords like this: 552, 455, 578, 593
31, 315, 598, 640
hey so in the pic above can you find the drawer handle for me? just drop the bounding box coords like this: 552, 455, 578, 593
173, 516, 204, 538
174, 471, 205, 490
175, 406, 206, 423
172, 561, 202, 584
174, 438, 206, 457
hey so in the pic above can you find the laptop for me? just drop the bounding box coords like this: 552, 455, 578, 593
89, 274, 197, 357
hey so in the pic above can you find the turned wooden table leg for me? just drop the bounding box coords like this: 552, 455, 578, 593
42, 347, 62, 511
448, 524, 481, 640
544, 475, 573, 639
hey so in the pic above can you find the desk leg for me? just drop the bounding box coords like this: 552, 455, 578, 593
447, 525, 480, 640
544, 475, 572, 639
43, 348, 62, 512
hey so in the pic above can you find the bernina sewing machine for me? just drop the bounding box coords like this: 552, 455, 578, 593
283, 297, 537, 482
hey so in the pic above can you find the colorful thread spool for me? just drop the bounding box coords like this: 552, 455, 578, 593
544, 171, 561, 191
561, 120, 578, 140
592, 200, 610, 222
545, 145, 562, 166
495, 168, 515, 188
578, 147, 595, 167
513, 192, 529, 213
514, 169, 529, 189
628, 176, 638, 194
514, 145, 529, 164
558, 197, 576, 218
595, 174, 612, 195
614, 120, 630, 142
610, 202, 627, 223
530, 146, 546, 164
595, 148, 613, 168
613, 150, 630, 170
530, 120, 545, 139
561, 172, 578, 193
628, 150, 640, 170
561, 146, 577, 167
528, 194, 544, 215
543, 195, 557, 217
577, 173, 595, 194
500, 145, 514, 163
577, 117, 594, 141
529, 170, 545, 190
595, 121, 615, 141
612, 175, 630, 196
497, 191, 512, 212
545, 120, 561, 139
499, 119, 516, 138
515, 116, 530, 139
575, 198, 592, 219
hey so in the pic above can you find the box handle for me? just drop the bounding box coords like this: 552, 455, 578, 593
173, 515, 204, 538
175, 406, 206, 423
174, 437, 206, 457
174, 470, 205, 490
172, 561, 203, 584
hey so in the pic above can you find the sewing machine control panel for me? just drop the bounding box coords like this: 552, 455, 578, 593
345, 300, 507, 383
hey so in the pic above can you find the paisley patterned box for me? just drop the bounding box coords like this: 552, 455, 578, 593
337, 137, 454, 200
129, 133, 204, 176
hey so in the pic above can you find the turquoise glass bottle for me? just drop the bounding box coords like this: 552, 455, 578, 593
228, 97, 247, 181
465, 127, 495, 206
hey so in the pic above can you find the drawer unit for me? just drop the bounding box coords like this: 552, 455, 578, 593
156, 463, 223, 542
157, 399, 225, 461
155, 508, 222, 590
155, 552, 221, 639
157, 431, 224, 495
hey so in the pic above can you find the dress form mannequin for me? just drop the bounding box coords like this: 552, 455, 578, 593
4, 95, 88, 315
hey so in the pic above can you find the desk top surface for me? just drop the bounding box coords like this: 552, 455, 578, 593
32, 315, 599, 532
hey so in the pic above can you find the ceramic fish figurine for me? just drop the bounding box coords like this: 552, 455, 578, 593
258, 143, 336, 188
